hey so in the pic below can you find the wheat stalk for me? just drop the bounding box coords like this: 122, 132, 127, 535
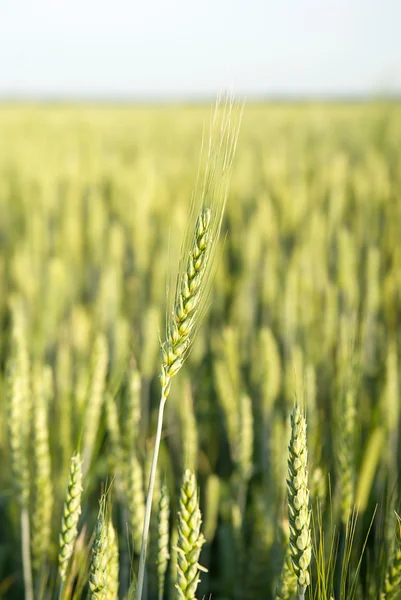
135, 99, 241, 600
287, 405, 312, 599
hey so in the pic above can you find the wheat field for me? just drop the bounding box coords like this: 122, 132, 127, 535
0, 102, 400, 600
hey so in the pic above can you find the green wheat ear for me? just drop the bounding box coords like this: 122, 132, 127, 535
287, 405, 312, 598
58, 453, 83, 583
176, 469, 207, 600
160, 100, 241, 399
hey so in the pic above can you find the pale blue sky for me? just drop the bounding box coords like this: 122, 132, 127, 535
0, 0, 400, 99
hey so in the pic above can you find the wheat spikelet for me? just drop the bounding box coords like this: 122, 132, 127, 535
287, 405, 311, 596
175, 469, 206, 600
58, 453, 83, 583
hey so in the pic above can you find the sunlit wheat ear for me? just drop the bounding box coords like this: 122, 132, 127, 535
381, 512, 401, 599
175, 470, 207, 600
160, 99, 242, 399
287, 405, 311, 598
160, 205, 212, 394
58, 453, 83, 584
89, 499, 109, 600
135, 100, 241, 600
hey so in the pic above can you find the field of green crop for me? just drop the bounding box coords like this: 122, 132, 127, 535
0, 102, 400, 600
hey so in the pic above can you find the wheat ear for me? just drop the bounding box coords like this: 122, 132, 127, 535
135, 99, 241, 600
176, 470, 206, 600
58, 454, 83, 593
287, 405, 312, 599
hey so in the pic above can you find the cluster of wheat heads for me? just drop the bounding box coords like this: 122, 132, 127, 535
1, 101, 401, 600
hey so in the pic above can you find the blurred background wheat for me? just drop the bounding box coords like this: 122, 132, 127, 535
0, 102, 400, 599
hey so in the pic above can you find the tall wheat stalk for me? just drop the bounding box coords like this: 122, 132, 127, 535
135, 99, 241, 600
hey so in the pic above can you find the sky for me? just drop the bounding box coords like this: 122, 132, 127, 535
0, 0, 400, 100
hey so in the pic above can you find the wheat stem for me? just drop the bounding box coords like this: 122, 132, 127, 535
135, 387, 168, 600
